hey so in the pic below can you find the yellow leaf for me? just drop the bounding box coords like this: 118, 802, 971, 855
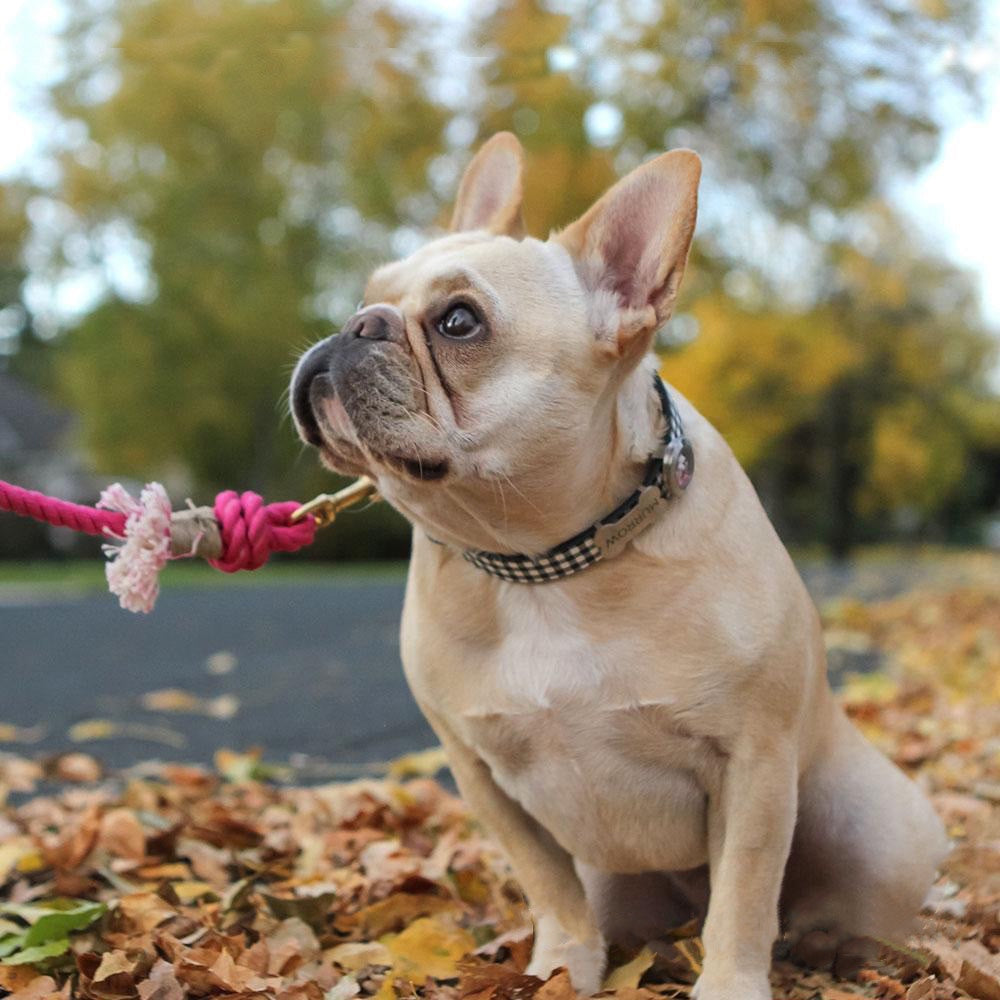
385, 916, 475, 982
371, 976, 397, 1000
387, 747, 448, 780
171, 880, 217, 903
603, 946, 655, 990
327, 941, 393, 971
0, 838, 35, 881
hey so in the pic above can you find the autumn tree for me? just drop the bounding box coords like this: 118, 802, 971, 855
459, 0, 999, 551
49, 0, 446, 501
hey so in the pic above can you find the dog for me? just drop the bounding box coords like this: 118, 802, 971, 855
290, 133, 948, 999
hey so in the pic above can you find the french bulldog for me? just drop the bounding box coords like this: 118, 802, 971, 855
290, 133, 947, 1000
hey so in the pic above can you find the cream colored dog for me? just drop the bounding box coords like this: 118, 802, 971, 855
290, 133, 947, 1000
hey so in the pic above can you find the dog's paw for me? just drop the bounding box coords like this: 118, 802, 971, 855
691, 969, 772, 1000
526, 914, 605, 995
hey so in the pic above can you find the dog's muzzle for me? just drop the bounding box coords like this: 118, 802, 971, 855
291, 304, 407, 447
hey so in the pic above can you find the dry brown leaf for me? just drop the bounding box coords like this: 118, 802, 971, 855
136, 960, 184, 1000
9, 975, 60, 1000
956, 941, 1000, 1000
99, 808, 146, 861
535, 969, 578, 1000
0, 968, 49, 994
52, 753, 102, 783
39, 803, 100, 869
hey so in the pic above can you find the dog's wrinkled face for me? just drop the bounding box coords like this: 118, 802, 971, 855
291, 134, 700, 553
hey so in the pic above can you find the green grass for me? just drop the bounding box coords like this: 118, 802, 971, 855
0, 558, 408, 592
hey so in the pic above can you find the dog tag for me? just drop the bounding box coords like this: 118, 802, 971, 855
592, 485, 666, 559
663, 438, 694, 496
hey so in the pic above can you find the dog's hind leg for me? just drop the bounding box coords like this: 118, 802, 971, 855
781, 711, 948, 964
576, 864, 709, 948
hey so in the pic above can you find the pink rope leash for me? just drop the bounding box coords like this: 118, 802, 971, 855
0, 479, 317, 613
210, 491, 316, 573
0, 481, 127, 537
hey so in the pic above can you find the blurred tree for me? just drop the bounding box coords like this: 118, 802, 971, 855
462, 0, 998, 552
50, 0, 446, 503
461, 0, 617, 235
0, 183, 31, 375
666, 219, 1000, 551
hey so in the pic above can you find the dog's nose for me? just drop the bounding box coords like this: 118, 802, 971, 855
342, 304, 406, 344
291, 336, 336, 447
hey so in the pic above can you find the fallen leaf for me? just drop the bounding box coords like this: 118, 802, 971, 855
99, 808, 146, 861
386, 916, 476, 982
137, 960, 184, 1000
0, 723, 45, 745
536, 969, 577, 1000
387, 748, 449, 780
327, 941, 393, 971
0, 967, 44, 992
8, 974, 59, 1000
140, 689, 239, 720
350, 894, 455, 938
604, 947, 654, 990
325, 975, 361, 1000
51, 753, 102, 783
204, 651, 238, 675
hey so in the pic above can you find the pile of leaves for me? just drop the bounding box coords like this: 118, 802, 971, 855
1, 585, 998, 1000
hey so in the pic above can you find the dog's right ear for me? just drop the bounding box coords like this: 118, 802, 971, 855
450, 132, 525, 237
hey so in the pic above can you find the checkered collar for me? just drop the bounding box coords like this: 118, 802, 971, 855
458, 375, 693, 584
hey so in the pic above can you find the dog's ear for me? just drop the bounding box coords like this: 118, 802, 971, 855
557, 149, 701, 360
450, 132, 526, 237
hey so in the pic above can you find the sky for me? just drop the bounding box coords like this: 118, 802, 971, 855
1, 0, 999, 329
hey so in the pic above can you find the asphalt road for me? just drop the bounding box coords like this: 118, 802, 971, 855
1, 578, 437, 774
0, 555, 984, 774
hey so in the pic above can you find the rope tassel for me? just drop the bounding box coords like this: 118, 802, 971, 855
0, 477, 378, 613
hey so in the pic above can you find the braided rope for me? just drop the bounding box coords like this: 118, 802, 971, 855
0, 480, 126, 537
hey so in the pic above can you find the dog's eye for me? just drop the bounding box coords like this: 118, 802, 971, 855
436, 303, 481, 340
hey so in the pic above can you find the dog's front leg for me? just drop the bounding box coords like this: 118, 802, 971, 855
423, 706, 606, 993
695, 735, 798, 1000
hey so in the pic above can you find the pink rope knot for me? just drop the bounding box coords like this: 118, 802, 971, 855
210, 490, 317, 573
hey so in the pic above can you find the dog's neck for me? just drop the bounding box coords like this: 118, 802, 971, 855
382, 356, 667, 557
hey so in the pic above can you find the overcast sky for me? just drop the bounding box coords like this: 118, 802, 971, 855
1, 0, 998, 328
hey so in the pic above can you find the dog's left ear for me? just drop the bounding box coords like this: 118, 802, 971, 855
557, 149, 701, 360
450, 132, 525, 237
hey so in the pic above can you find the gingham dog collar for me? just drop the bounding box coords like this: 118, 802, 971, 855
460, 375, 693, 584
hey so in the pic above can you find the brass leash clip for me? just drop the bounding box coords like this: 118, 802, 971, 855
291, 476, 380, 528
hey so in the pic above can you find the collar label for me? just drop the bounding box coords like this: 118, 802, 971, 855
592, 485, 666, 560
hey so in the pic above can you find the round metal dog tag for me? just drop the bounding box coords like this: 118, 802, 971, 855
664, 438, 694, 495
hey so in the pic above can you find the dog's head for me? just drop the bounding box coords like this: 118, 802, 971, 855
291, 133, 700, 553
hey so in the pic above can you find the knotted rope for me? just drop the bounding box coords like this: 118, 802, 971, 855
210, 491, 315, 573
0, 478, 376, 613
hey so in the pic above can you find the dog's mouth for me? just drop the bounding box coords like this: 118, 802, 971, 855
382, 453, 450, 482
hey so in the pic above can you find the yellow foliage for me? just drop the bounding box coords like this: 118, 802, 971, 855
664, 296, 858, 465
383, 917, 476, 983
860, 399, 965, 515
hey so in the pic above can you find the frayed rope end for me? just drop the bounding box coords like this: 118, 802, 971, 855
98, 482, 173, 613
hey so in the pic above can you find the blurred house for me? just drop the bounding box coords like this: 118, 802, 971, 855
0, 371, 94, 556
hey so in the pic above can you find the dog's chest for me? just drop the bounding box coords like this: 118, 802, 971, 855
458, 703, 711, 873
436, 588, 714, 873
